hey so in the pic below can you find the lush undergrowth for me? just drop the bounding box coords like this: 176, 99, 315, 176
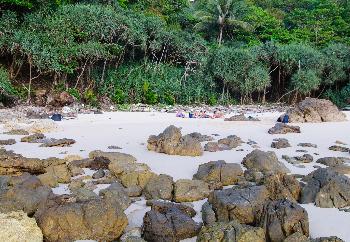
0, 0, 349, 106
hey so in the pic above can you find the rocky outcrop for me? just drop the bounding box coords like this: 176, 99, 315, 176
142, 201, 201, 242
242, 149, 290, 174
224, 114, 260, 121
174, 179, 210, 202
208, 186, 269, 224
300, 168, 350, 208
147, 125, 203, 156
21, 133, 45, 143
143, 174, 174, 200
35, 195, 127, 242
258, 199, 309, 242
99, 182, 131, 210
197, 220, 265, 242
39, 138, 76, 147
0, 173, 52, 215
0, 211, 43, 242
282, 98, 347, 123
316, 157, 350, 167
193, 160, 243, 187
271, 138, 291, 149
38, 164, 72, 187
268, 123, 301, 134
261, 173, 301, 202
0, 149, 65, 175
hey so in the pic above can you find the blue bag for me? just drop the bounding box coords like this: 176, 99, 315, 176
282, 114, 289, 123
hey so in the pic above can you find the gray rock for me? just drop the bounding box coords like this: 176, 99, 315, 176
316, 157, 350, 167
72, 187, 98, 201
142, 200, 201, 242
0, 139, 16, 145
204, 142, 220, 152
242, 149, 290, 174
258, 199, 309, 241
300, 168, 350, 208
298, 143, 317, 148
224, 114, 260, 121
208, 185, 269, 224
21, 133, 45, 143
271, 138, 291, 149
284, 232, 311, 242
183, 132, 213, 142
39, 138, 76, 147
174, 179, 210, 202
217, 135, 243, 150
92, 168, 105, 179
144, 174, 173, 200
312, 236, 345, 242
197, 220, 265, 242
201, 201, 216, 226
268, 123, 301, 134
193, 160, 243, 186
0, 173, 52, 215
328, 145, 349, 153
244, 170, 264, 183
147, 125, 203, 156
99, 182, 131, 210
282, 98, 347, 123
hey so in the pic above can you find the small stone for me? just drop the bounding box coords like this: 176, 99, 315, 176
4, 129, 29, 135
92, 169, 105, 179
0, 139, 16, 145
329, 145, 350, 153
298, 143, 317, 148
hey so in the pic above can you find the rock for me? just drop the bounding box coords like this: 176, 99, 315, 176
261, 173, 301, 202
0, 149, 65, 175
47, 91, 74, 107
68, 179, 84, 191
217, 135, 243, 149
35, 195, 128, 241
174, 179, 210, 202
284, 232, 311, 242
204, 142, 220, 152
295, 154, 314, 163
271, 138, 291, 149
282, 98, 347, 123
224, 114, 260, 121
316, 157, 350, 167
328, 145, 349, 153
39, 138, 76, 147
244, 170, 264, 183
312, 237, 345, 242
143, 174, 174, 200
0, 139, 16, 145
193, 160, 243, 186
120, 228, 145, 242
69, 158, 110, 170
242, 149, 290, 174
296, 150, 308, 153
3, 129, 29, 135
89, 150, 136, 164
147, 125, 203, 156
300, 168, 350, 208
125, 185, 143, 197
201, 201, 216, 226
72, 187, 98, 201
38, 164, 71, 187
99, 182, 131, 210
0, 173, 52, 215
183, 132, 213, 142
92, 168, 105, 179
298, 143, 318, 148
142, 200, 201, 242
107, 154, 156, 188
208, 186, 269, 224
268, 123, 301, 134
0, 211, 43, 242
20, 133, 45, 143
197, 220, 265, 242
258, 199, 309, 242
329, 164, 350, 175
108, 145, 122, 150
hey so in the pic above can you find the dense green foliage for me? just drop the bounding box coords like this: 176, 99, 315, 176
0, 0, 349, 106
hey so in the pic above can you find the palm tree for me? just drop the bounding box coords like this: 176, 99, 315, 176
194, 0, 252, 45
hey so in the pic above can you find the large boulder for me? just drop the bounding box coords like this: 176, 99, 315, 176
282, 98, 347, 123
142, 201, 201, 242
38, 164, 72, 187
261, 173, 301, 202
300, 168, 350, 208
174, 179, 210, 202
143, 174, 174, 200
0, 173, 52, 215
197, 220, 265, 242
242, 149, 290, 174
193, 160, 243, 187
147, 125, 203, 156
99, 182, 131, 210
0, 149, 65, 175
35, 195, 127, 241
258, 199, 309, 242
268, 123, 301, 134
208, 186, 270, 224
0, 211, 43, 242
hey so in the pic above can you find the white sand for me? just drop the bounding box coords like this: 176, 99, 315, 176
1, 111, 350, 241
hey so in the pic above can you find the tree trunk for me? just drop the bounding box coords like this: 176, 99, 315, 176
218, 25, 224, 46
27, 58, 32, 104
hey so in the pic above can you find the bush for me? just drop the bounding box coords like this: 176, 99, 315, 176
324, 83, 350, 108
0, 67, 17, 96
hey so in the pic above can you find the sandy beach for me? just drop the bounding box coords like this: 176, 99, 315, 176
1, 110, 350, 241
